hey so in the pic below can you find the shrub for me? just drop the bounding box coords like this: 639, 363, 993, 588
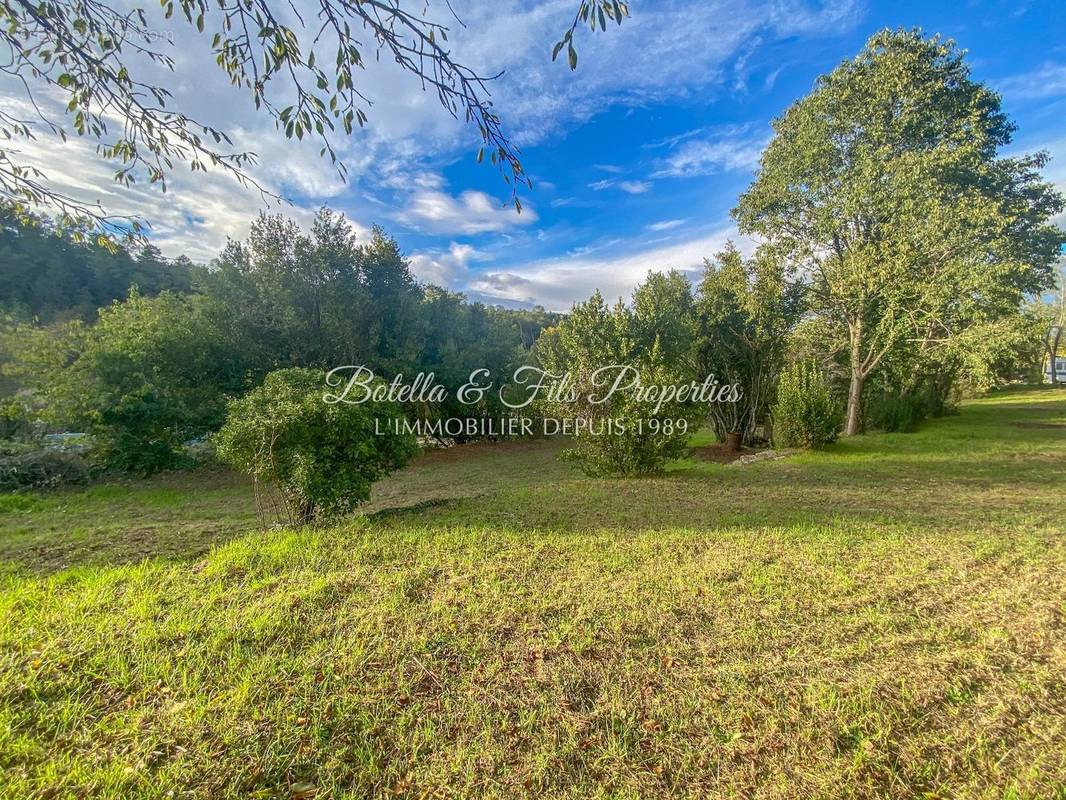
535, 290, 705, 477
558, 358, 707, 477
0, 448, 89, 491
4, 291, 252, 475
866, 390, 928, 433
216, 368, 417, 525
772, 360, 843, 448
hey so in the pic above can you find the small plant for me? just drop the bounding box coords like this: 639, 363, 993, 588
216, 368, 417, 525
771, 360, 843, 448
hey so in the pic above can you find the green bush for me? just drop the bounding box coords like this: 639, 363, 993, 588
216, 368, 417, 525
866, 390, 928, 433
535, 289, 705, 477
0, 449, 89, 491
558, 359, 707, 478
4, 291, 253, 475
771, 360, 843, 448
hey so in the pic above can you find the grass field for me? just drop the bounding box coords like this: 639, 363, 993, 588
1, 389, 1064, 799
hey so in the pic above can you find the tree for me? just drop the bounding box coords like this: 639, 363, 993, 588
536, 286, 705, 477
215, 367, 416, 525
0, 0, 628, 241
630, 269, 697, 369
695, 243, 802, 445
735, 29, 1065, 435
4, 289, 247, 472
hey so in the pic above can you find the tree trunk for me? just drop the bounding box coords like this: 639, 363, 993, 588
1050, 330, 1061, 386
844, 324, 864, 436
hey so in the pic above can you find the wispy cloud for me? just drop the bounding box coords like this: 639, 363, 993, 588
647, 218, 687, 231
588, 178, 653, 194
996, 62, 1066, 100
652, 125, 768, 178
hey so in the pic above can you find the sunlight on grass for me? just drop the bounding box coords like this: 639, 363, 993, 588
1, 389, 1064, 798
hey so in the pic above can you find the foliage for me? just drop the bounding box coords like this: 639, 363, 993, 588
553, 1, 630, 71
0, 0, 624, 237
536, 286, 705, 476
215, 367, 417, 525
0, 447, 88, 490
200, 210, 558, 437
695, 243, 803, 445
0, 212, 194, 323
865, 389, 934, 433
772, 359, 843, 448
2, 209, 557, 471
4, 290, 248, 473
735, 28, 1066, 436
630, 269, 697, 369
418, 285, 558, 438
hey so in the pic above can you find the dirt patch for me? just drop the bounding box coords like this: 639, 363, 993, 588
690, 444, 757, 464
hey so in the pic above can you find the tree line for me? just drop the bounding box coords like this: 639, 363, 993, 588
1, 28, 1064, 498
1, 208, 558, 472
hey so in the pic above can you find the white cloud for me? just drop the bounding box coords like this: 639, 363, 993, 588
397, 188, 537, 235
652, 126, 769, 178
996, 62, 1066, 101
408, 241, 488, 286
467, 225, 750, 310
588, 178, 652, 193
732, 36, 763, 92
647, 218, 687, 231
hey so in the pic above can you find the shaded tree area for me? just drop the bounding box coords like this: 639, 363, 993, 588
0, 212, 194, 322
2, 207, 559, 471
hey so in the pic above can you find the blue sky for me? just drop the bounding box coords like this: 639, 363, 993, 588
6, 0, 1065, 309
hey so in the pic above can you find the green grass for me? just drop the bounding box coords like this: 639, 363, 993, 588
1, 389, 1064, 798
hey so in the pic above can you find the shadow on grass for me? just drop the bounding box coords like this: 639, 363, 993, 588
1, 390, 1063, 576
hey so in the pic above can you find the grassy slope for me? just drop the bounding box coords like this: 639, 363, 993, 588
0, 389, 1064, 799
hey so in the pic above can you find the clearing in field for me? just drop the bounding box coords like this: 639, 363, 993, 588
1, 389, 1064, 799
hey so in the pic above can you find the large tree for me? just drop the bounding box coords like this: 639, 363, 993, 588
735, 29, 1065, 435
0, 0, 627, 241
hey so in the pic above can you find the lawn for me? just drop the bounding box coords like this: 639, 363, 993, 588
0, 389, 1064, 799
